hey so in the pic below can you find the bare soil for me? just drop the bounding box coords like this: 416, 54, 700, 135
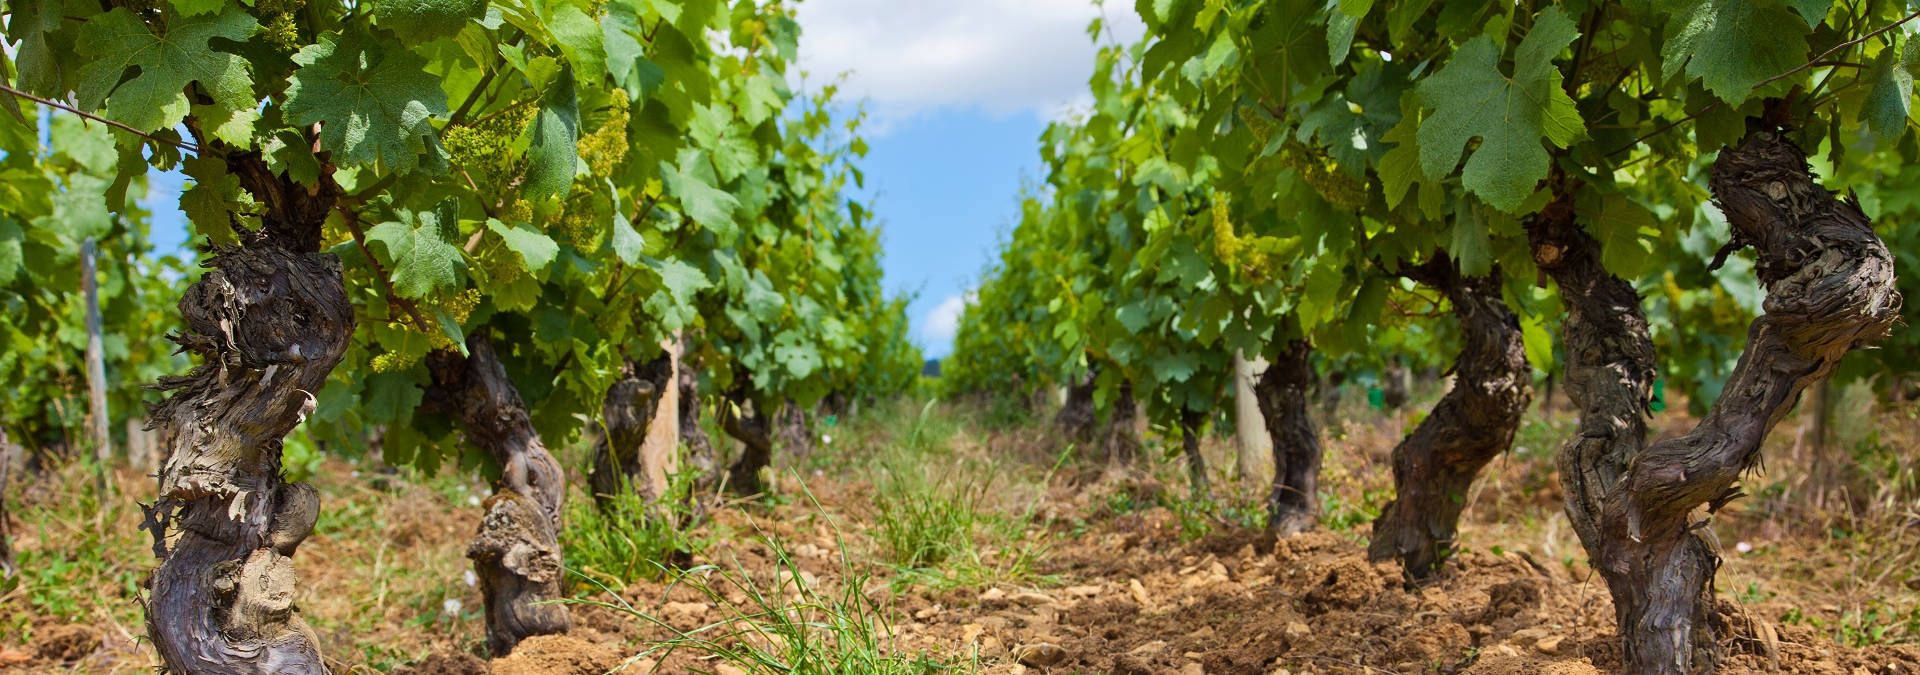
3, 394, 1917, 674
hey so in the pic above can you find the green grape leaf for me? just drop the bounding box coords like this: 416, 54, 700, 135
1787, 0, 1831, 23
773, 332, 822, 379
525, 65, 580, 200
1150, 351, 1198, 384
179, 155, 247, 245
1591, 194, 1656, 279
738, 72, 787, 126
371, 0, 488, 37
546, 4, 608, 83
0, 219, 22, 285
1327, 0, 1374, 66
285, 32, 450, 174
662, 149, 739, 236
744, 271, 784, 321
1521, 312, 1554, 372
1117, 300, 1154, 334
49, 116, 115, 174
1661, 0, 1809, 104
1449, 210, 1494, 277
9, 0, 82, 95
486, 219, 558, 275
603, 2, 667, 102
74, 9, 259, 143
645, 255, 708, 311
264, 130, 325, 187
0, 50, 24, 125
489, 267, 542, 312
435, 307, 469, 357
1862, 44, 1913, 145
364, 372, 424, 425
366, 200, 464, 298
1416, 6, 1583, 212
173, 0, 228, 17
610, 205, 643, 265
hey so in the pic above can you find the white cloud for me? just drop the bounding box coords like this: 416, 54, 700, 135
920, 291, 974, 346
794, 0, 1145, 130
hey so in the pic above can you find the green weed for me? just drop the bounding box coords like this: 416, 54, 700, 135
563, 469, 705, 588
571, 490, 969, 674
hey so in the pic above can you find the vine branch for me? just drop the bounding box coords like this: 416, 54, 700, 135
1752, 9, 1920, 91
0, 83, 204, 154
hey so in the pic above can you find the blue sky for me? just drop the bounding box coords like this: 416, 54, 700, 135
794, 0, 1143, 358
131, 0, 1145, 359
845, 110, 1041, 359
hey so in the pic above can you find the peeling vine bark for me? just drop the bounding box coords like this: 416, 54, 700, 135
141, 149, 350, 675
1255, 339, 1320, 536
1368, 255, 1532, 580
720, 389, 774, 495
426, 337, 570, 656
588, 353, 674, 505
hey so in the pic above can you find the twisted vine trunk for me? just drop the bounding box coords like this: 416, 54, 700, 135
1100, 380, 1143, 465
1381, 358, 1410, 410
1255, 339, 1321, 536
774, 400, 814, 460
142, 152, 350, 674
1317, 370, 1345, 420
1179, 408, 1209, 500
677, 341, 719, 492
721, 391, 774, 495
1055, 367, 1097, 446
0, 429, 15, 578
426, 337, 570, 656
588, 353, 674, 505
1539, 126, 1899, 673
1368, 256, 1532, 579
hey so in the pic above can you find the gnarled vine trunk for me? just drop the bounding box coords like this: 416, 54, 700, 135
774, 400, 814, 460
1055, 367, 1097, 446
1526, 185, 1666, 668
1179, 408, 1209, 500
1538, 125, 1899, 673
1381, 358, 1410, 410
0, 429, 15, 578
588, 353, 674, 505
1317, 370, 1345, 421
1255, 339, 1320, 536
1368, 255, 1532, 579
677, 340, 719, 492
721, 390, 774, 495
1098, 380, 1143, 465
426, 337, 571, 656
142, 152, 350, 675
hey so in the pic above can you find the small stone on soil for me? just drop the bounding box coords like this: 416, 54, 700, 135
1129, 578, 1153, 608
1013, 642, 1067, 667
1011, 591, 1055, 605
